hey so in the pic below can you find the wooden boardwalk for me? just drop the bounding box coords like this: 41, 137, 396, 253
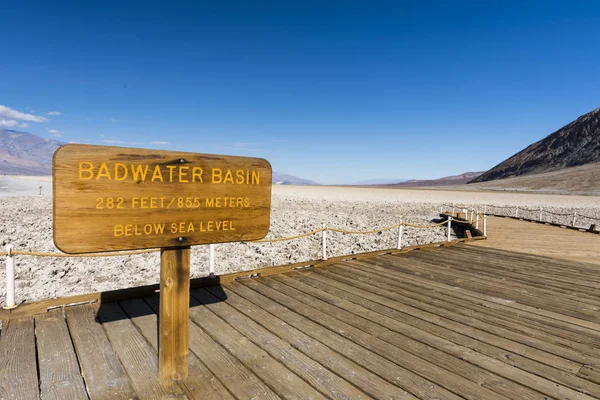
2, 244, 600, 399
474, 215, 600, 265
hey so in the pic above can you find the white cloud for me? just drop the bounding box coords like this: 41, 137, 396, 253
0, 105, 47, 122
46, 128, 64, 137
109, 118, 120, 123
151, 141, 170, 145
101, 139, 124, 144
47, 111, 61, 116
0, 119, 30, 128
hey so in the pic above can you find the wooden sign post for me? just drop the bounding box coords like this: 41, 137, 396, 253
159, 246, 191, 382
53, 144, 272, 384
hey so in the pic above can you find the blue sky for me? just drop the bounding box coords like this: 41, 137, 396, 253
2, 1, 600, 184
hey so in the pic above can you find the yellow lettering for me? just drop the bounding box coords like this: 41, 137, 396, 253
223, 169, 234, 184
212, 168, 222, 183
114, 224, 124, 236
244, 198, 250, 207
154, 223, 165, 234
114, 163, 128, 180
236, 170, 245, 184
78, 161, 94, 180
167, 165, 176, 182
252, 170, 260, 185
96, 162, 111, 180
207, 221, 214, 231
179, 166, 189, 182
170, 223, 178, 234
192, 167, 203, 183
187, 222, 195, 232
205, 198, 214, 207
131, 164, 149, 181
151, 165, 163, 182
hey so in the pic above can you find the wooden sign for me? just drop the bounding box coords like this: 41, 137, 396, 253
53, 144, 272, 253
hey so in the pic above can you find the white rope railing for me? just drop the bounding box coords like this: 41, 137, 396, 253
2, 213, 483, 309
441, 203, 600, 229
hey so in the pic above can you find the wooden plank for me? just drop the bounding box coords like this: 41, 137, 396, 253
221, 282, 413, 400
96, 302, 186, 398
265, 273, 553, 400
185, 289, 326, 400
0, 317, 39, 400
65, 304, 138, 399
579, 365, 600, 385
34, 308, 88, 400
472, 216, 600, 265
412, 249, 600, 305
53, 144, 272, 253
449, 245, 600, 279
362, 253, 600, 335
263, 275, 529, 400
144, 295, 281, 400
295, 267, 600, 398
385, 253, 600, 323
318, 265, 583, 374
238, 279, 465, 400
119, 298, 234, 400
226, 281, 417, 399
349, 258, 600, 356
335, 261, 600, 366
195, 286, 370, 400
65, 304, 137, 399
159, 246, 190, 383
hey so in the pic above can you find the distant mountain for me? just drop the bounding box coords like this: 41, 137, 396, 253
471, 107, 600, 183
272, 172, 319, 186
468, 162, 600, 195
381, 171, 484, 188
0, 130, 318, 185
353, 178, 409, 185
0, 129, 64, 175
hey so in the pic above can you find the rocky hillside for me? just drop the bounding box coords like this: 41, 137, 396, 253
0, 130, 64, 175
471, 107, 600, 183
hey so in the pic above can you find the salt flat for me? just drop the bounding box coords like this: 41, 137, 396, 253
0, 175, 52, 197
0, 184, 598, 306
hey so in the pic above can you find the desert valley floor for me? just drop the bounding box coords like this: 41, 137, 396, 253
0, 178, 599, 305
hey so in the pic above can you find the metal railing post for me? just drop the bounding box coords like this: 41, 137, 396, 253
475, 212, 479, 230
447, 217, 452, 242
322, 224, 327, 260
483, 214, 487, 237
208, 244, 215, 278
515, 206, 519, 218
397, 222, 403, 249
572, 212, 577, 227
4, 244, 16, 309
539, 206, 542, 221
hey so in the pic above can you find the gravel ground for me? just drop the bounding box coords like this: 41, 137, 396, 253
0, 184, 599, 305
